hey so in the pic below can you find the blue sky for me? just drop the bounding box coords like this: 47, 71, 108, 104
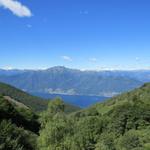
0, 0, 150, 70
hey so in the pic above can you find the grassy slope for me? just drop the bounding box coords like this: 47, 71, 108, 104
72, 82, 150, 117
93, 82, 150, 115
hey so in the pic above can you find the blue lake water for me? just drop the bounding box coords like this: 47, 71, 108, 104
32, 92, 109, 108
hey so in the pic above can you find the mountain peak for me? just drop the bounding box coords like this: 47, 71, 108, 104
46, 66, 79, 72
48, 66, 67, 70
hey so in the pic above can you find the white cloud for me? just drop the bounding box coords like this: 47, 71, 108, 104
89, 57, 98, 62
2, 66, 13, 70
0, 0, 32, 17
61, 56, 73, 62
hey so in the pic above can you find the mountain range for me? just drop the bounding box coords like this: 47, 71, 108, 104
0, 66, 150, 98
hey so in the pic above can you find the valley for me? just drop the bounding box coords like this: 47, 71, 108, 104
1, 66, 150, 107
0, 81, 150, 150
1, 0, 150, 149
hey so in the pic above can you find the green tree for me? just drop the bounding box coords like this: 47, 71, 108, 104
38, 98, 73, 150
116, 130, 142, 150
0, 120, 37, 150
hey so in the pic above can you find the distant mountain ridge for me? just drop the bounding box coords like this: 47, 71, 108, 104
0, 66, 149, 97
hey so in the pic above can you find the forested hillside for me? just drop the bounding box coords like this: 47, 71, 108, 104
0, 84, 80, 150
0, 95, 39, 150
0, 82, 150, 150
38, 83, 150, 150
0, 82, 80, 113
0, 82, 48, 111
